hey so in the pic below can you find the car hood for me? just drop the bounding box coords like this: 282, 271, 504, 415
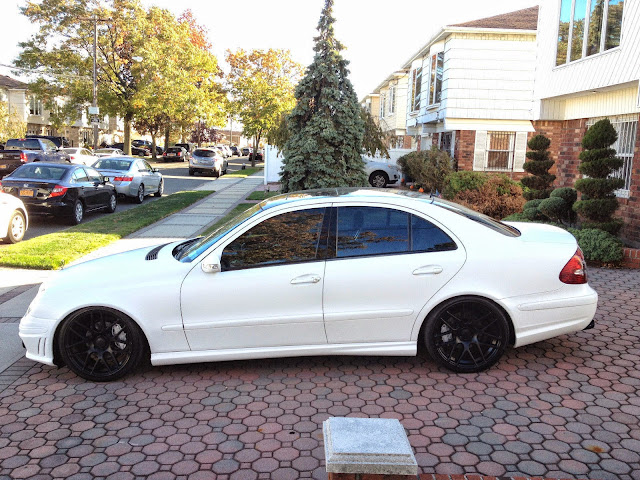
506, 221, 577, 245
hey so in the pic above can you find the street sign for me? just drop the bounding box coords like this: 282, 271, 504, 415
89, 106, 99, 115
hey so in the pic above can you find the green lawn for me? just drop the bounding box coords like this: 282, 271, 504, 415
0, 191, 212, 270
246, 190, 280, 201
225, 167, 263, 178
202, 203, 255, 236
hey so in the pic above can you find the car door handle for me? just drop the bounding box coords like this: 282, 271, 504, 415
290, 274, 321, 285
413, 265, 443, 275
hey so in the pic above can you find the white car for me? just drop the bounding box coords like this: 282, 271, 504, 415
60, 147, 98, 166
94, 148, 125, 158
19, 189, 597, 381
364, 160, 401, 188
0, 192, 28, 243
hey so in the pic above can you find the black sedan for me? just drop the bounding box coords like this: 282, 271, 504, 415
110, 143, 149, 157
0, 163, 117, 225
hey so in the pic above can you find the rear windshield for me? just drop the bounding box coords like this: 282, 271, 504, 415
6, 139, 41, 150
166, 147, 182, 153
175, 144, 190, 151
194, 149, 216, 157
93, 159, 133, 171
432, 198, 521, 237
10, 164, 67, 180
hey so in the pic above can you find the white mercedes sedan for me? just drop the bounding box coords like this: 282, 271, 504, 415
19, 189, 598, 381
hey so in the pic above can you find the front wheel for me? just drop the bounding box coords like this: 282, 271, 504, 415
6, 210, 26, 243
58, 308, 147, 381
135, 185, 144, 204
424, 297, 510, 373
369, 171, 389, 188
154, 179, 163, 197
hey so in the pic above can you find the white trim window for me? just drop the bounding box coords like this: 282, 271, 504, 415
556, 0, 624, 66
410, 67, 422, 113
473, 131, 527, 172
428, 52, 444, 106
29, 96, 42, 116
586, 115, 638, 198
388, 86, 396, 115
379, 93, 386, 118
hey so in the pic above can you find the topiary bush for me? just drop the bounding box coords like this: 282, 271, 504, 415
521, 134, 555, 200
447, 173, 526, 220
397, 147, 453, 193
573, 119, 624, 235
568, 228, 623, 263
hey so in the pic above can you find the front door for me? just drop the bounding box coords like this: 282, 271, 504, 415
180, 206, 329, 351
322, 205, 466, 344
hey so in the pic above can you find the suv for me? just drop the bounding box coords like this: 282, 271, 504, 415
132, 139, 163, 156
26, 135, 70, 148
364, 160, 401, 188
189, 148, 228, 177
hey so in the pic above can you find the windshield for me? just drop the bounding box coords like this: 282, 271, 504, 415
177, 204, 262, 262
93, 159, 132, 171
432, 197, 521, 237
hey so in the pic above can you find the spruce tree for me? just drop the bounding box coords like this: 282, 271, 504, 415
574, 119, 624, 235
279, 0, 366, 192
521, 134, 555, 200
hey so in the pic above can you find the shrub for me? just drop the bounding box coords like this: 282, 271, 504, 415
539, 197, 567, 223
574, 119, 624, 235
449, 174, 526, 220
397, 148, 453, 193
442, 171, 488, 199
521, 134, 555, 200
568, 228, 623, 263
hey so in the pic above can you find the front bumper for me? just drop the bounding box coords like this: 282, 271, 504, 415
19, 312, 57, 366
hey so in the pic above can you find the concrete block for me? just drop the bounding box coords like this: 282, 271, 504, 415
323, 417, 418, 476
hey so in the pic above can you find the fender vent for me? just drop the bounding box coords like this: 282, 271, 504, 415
145, 243, 169, 261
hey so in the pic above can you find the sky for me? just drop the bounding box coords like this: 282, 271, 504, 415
1, 0, 539, 100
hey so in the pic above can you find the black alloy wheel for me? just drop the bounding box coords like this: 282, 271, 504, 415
424, 297, 510, 373
369, 171, 389, 188
58, 308, 146, 381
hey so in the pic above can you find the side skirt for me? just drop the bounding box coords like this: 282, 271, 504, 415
151, 342, 417, 366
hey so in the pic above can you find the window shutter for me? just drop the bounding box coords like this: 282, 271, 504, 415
473, 131, 487, 171
513, 132, 528, 172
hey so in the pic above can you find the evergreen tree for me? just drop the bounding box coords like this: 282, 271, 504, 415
574, 119, 624, 235
521, 134, 555, 200
280, 0, 366, 192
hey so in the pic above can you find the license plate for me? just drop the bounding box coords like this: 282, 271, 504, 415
0, 164, 6, 169
19, 189, 35, 197
168, 153, 175, 156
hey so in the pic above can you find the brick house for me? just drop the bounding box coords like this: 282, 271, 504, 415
402, 7, 539, 179
534, 0, 639, 247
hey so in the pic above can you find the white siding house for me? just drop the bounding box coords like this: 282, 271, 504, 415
373, 70, 412, 149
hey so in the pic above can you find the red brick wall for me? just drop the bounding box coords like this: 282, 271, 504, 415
455, 130, 475, 171
529, 120, 564, 178
401, 135, 412, 149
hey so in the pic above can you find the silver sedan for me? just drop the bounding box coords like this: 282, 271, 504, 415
93, 156, 163, 203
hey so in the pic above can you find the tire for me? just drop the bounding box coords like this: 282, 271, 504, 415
6, 210, 26, 243
424, 297, 510, 373
154, 179, 163, 197
58, 307, 147, 382
135, 185, 144, 204
106, 193, 117, 213
213, 168, 220, 178
188, 168, 194, 176
69, 200, 84, 225
369, 171, 389, 188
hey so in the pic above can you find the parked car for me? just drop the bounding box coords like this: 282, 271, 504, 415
174, 143, 196, 160
18, 188, 597, 381
221, 145, 232, 158
94, 148, 124, 158
109, 143, 149, 157
215, 146, 228, 158
0, 163, 116, 225
189, 148, 228, 177
162, 146, 188, 162
364, 160, 401, 188
0, 192, 28, 243
230, 146, 241, 156
0, 138, 70, 178
93, 156, 163, 203
248, 149, 263, 162
241, 147, 251, 156
132, 139, 163, 156
61, 147, 98, 166
26, 134, 70, 148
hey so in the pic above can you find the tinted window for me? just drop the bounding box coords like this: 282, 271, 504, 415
84, 167, 102, 183
221, 208, 325, 271
72, 169, 89, 183
94, 159, 132, 171
6, 139, 41, 150
11, 164, 67, 180
194, 149, 216, 157
432, 198, 521, 237
336, 206, 409, 258
411, 215, 457, 252
166, 147, 182, 153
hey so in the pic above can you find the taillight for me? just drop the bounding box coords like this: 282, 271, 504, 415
114, 176, 133, 182
69, 155, 76, 160
560, 248, 587, 284
50, 185, 67, 198
177, 152, 182, 156
20, 152, 27, 163
163, 152, 166, 156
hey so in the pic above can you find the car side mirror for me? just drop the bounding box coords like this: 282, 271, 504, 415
152, 168, 158, 173
201, 253, 221, 274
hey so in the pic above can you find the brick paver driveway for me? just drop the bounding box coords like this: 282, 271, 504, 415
1, 267, 639, 480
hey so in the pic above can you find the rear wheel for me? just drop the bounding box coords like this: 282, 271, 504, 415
58, 308, 146, 381
106, 193, 117, 213
135, 185, 144, 204
188, 168, 194, 176
424, 297, 510, 373
6, 210, 26, 243
69, 200, 84, 225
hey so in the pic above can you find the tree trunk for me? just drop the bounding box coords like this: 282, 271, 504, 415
123, 112, 133, 155
151, 135, 157, 161
252, 132, 261, 168
164, 122, 171, 151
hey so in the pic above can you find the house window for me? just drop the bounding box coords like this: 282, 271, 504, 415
410, 67, 422, 112
439, 132, 453, 156
586, 115, 638, 198
379, 93, 386, 118
428, 52, 444, 105
29, 96, 42, 116
556, 0, 624, 66
485, 132, 515, 171
388, 86, 396, 115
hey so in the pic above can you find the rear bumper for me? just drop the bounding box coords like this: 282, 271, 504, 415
22, 199, 74, 217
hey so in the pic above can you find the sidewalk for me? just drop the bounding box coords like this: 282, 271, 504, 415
0, 173, 264, 377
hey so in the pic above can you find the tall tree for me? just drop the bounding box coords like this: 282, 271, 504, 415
279, 0, 366, 192
0, 102, 27, 144
226, 49, 303, 167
